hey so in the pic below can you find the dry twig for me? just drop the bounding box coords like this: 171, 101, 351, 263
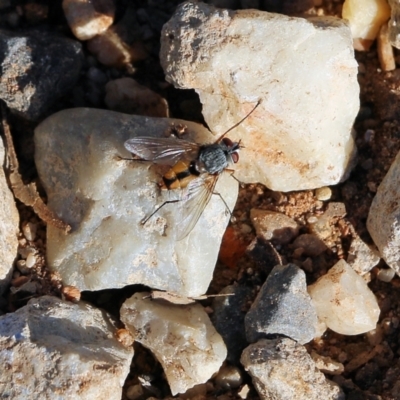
1, 103, 71, 233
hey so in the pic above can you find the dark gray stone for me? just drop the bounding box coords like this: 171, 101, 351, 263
0, 30, 82, 120
245, 263, 317, 344
211, 284, 253, 364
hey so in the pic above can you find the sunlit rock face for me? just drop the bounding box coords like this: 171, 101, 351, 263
161, 1, 359, 191
34, 108, 237, 296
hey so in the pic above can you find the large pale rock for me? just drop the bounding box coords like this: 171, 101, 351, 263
120, 293, 227, 395
367, 150, 400, 275
308, 260, 380, 335
0, 296, 133, 400
0, 135, 19, 295
160, 1, 359, 191
34, 109, 237, 296
241, 339, 344, 400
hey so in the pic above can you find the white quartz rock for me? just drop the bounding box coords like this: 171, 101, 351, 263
367, 149, 400, 275
0, 296, 133, 400
34, 109, 237, 296
308, 260, 380, 335
120, 292, 227, 395
160, 1, 359, 191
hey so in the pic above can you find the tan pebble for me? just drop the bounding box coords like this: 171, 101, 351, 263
61, 285, 81, 302
115, 328, 135, 347
25, 253, 36, 269
315, 186, 332, 201
22, 222, 37, 241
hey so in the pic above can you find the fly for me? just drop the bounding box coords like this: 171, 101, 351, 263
124, 101, 260, 240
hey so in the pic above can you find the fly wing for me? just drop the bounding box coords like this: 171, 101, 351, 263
124, 137, 200, 166
175, 174, 218, 241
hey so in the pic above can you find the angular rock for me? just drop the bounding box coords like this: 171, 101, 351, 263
63, 0, 115, 41
160, 1, 359, 191
0, 296, 133, 399
250, 209, 299, 244
367, 150, 400, 275
347, 235, 380, 275
245, 264, 317, 344
308, 260, 380, 335
0, 136, 19, 295
34, 109, 237, 296
211, 284, 253, 364
120, 292, 227, 395
241, 338, 345, 400
0, 30, 82, 120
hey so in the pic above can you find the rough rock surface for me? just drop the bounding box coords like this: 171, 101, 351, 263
0, 30, 82, 120
347, 234, 380, 275
0, 296, 133, 400
120, 292, 227, 395
0, 136, 19, 295
34, 108, 237, 296
245, 264, 317, 344
160, 1, 359, 191
241, 338, 344, 400
367, 149, 400, 275
308, 259, 380, 335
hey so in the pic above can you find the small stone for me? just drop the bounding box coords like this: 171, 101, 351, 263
241, 338, 345, 400
115, 328, 135, 347
63, 0, 115, 41
25, 253, 36, 269
0, 296, 133, 399
86, 7, 147, 68
237, 384, 250, 399
215, 365, 243, 389
250, 209, 299, 244
311, 351, 345, 375
377, 22, 396, 71
292, 234, 328, 257
308, 259, 380, 335
342, 0, 391, 41
61, 285, 81, 302
315, 186, 332, 201
245, 264, 318, 345
120, 293, 227, 395
35, 109, 237, 296
105, 78, 169, 117
16, 259, 29, 274
309, 202, 346, 241
22, 222, 37, 242
367, 150, 400, 275
347, 235, 380, 275
0, 30, 82, 120
377, 267, 396, 282
160, 1, 359, 191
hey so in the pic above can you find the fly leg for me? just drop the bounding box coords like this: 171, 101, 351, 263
141, 198, 181, 225
212, 191, 233, 218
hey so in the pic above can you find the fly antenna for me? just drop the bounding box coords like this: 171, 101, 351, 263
216, 99, 261, 143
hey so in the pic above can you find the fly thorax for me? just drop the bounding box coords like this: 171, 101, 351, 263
198, 144, 228, 174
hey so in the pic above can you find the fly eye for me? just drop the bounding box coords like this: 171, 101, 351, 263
231, 151, 239, 163
222, 137, 234, 147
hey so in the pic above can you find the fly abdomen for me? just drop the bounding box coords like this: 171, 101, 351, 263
162, 160, 199, 190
